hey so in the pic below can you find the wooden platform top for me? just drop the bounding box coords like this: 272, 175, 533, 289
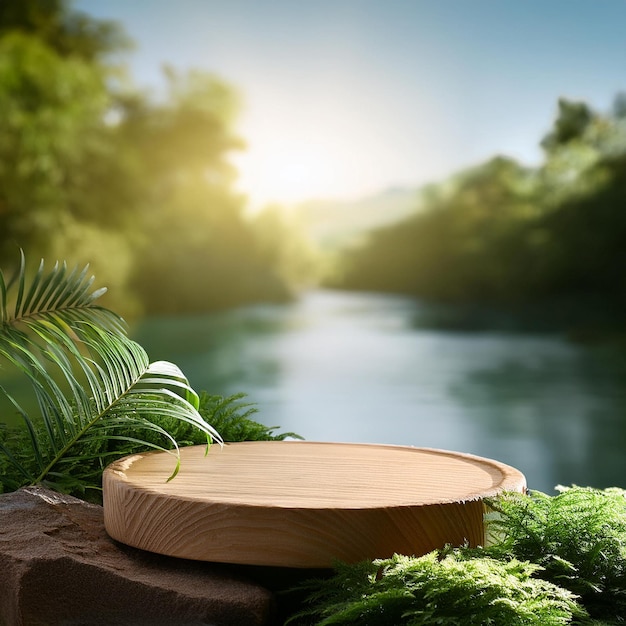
105, 441, 524, 509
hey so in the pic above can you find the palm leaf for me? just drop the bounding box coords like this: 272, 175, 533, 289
0, 252, 221, 494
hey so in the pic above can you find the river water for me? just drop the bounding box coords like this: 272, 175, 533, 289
131, 289, 626, 494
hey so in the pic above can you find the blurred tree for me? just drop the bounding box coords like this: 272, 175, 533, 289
541, 98, 595, 151
123, 68, 291, 313
535, 99, 626, 310
335, 157, 540, 304
0, 0, 134, 306
0, 0, 130, 61
0, 31, 112, 257
332, 95, 626, 333
0, 1, 298, 316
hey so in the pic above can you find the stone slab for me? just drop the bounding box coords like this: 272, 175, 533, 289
0, 486, 273, 626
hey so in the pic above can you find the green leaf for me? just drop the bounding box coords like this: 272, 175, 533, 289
0, 251, 221, 494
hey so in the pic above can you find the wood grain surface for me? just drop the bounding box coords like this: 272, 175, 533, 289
103, 441, 526, 568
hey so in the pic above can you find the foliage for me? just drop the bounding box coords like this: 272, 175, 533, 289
122, 67, 291, 315
0, 0, 305, 318
197, 392, 302, 443
0, 31, 112, 254
484, 486, 626, 621
0, 0, 130, 62
289, 551, 586, 626
292, 486, 626, 625
541, 99, 595, 151
332, 95, 626, 334
111, 391, 302, 449
0, 253, 221, 498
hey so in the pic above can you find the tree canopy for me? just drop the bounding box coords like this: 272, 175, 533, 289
0, 0, 294, 317
331, 96, 626, 333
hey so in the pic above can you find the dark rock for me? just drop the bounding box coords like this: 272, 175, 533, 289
0, 486, 274, 626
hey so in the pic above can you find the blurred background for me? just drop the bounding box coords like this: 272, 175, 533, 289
1, 0, 626, 492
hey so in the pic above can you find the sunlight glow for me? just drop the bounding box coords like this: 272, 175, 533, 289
233, 137, 338, 208
229, 97, 428, 211
229, 77, 452, 212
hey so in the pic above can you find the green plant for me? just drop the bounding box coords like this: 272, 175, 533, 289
289, 551, 586, 626
484, 486, 626, 622
0, 252, 221, 498
291, 487, 626, 625
95, 391, 302, 451
198, 392, 302, 442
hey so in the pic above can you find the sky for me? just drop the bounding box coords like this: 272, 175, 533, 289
76, 0, 626, 211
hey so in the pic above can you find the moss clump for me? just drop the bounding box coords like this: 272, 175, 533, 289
290, 551, 586, 625
485, 486, 626, 622
291, 486, 626, 625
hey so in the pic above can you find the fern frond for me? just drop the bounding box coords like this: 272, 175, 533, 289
0, 253, 221, 493
484, 487, 626, 621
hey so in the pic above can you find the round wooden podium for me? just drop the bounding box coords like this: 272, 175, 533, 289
103, 441, 525, 568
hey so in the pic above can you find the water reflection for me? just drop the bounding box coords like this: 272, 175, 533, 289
132, 290, 626, 493
450, 349, 626, 491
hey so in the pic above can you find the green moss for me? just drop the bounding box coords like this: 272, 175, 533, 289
290, 551, 586, 625
291, 486, 626, 625
484, 486, 626, 621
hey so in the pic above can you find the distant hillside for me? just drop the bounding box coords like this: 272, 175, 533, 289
292, 187, 421, 250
